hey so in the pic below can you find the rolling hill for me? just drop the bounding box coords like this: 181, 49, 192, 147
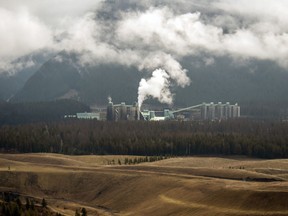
1, 154, 288, 215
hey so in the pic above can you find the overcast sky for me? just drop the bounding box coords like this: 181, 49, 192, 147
1, 0, 288, 105
1, 0, 288, 68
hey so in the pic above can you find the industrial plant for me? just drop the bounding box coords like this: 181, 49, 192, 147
107, 98, 140, 121
67, 99, 240, 121
105, 99, 240, 121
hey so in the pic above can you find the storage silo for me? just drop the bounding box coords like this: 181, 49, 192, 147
201, 103, 208, 120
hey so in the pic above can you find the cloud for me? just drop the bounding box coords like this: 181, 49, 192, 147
213, 0, 288, 28
0, 8, 53, 73
115, 8, 220, 56
115, 6, 288, 66
0, 0, 101, 27
2, 0, 288, 72
0, 0, 100, 73
1, 0, 288, 104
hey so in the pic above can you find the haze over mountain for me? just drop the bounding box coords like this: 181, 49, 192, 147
1, 0, 288, 109
11, 52, 141, 105
0, 52, 54, 100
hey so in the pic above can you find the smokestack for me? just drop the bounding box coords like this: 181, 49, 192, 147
137, 102, 140, 120
107, 98, 114, 121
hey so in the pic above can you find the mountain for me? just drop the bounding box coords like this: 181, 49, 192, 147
11, 52, 142, 105
0, 99, 90, 125
0, 51, 55, 101
10, 53, 288, 118
176, 57, 288, 106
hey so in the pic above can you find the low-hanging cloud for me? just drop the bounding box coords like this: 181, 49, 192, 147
1, 0, 288, 105
0, 0, 100, 73
0, 7, 53, 73
115, 6, 288, 67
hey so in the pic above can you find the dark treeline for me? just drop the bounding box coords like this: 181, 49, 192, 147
0, 192, 61, 216
1, 119, 288, 159
0, 99, 90, 125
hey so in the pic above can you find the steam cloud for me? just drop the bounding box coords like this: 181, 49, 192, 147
138, 69, 172, 108
1, 0, 288, 105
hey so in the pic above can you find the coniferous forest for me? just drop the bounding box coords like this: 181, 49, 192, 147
1, 119, 288, 159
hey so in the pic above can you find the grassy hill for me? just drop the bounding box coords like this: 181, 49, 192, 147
1, 154, 288, 215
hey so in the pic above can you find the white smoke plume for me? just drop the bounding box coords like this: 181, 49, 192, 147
138, 69, 173, 108
139, 53, 190, 88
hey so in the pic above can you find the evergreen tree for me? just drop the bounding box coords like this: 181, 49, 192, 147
41, 198, 47, 208
81, 207, 87, 216
16, 198, 22, 208
30, 199, 35, 210
12, 203, 20, 216
25, 198, 30, 210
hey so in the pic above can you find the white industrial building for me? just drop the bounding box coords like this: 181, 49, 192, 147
140, 102, 240, 121
106, 100, 240, 121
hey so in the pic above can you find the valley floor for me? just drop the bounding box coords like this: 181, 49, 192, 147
1, 154, 288, 215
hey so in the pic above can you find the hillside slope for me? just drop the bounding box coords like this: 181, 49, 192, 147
1, 154, 288, 216
12, 53, 141, 105
0, 52, 55, 101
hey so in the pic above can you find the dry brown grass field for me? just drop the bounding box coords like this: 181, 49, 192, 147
1, 153, 288, 215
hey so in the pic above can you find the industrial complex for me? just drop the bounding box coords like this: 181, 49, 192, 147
70, 99, 240, 121
141, 102, 240, 121
107, 99, 140, 121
